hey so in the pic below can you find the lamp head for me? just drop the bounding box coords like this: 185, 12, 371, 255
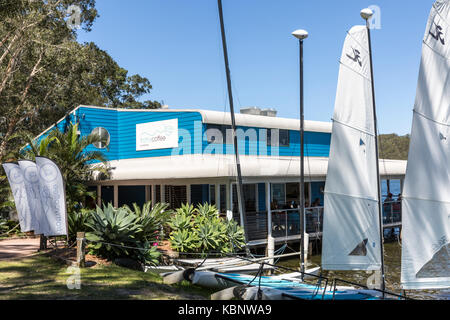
292, 29, 309, 40
360, 8, 374, 20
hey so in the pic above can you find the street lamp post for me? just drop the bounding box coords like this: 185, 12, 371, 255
292, 29, 308, 280
361, 8, 386, 298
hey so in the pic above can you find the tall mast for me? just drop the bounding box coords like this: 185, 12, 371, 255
361, 8, 386, 297
217, 0, 249, 248
292, 29, 308, 279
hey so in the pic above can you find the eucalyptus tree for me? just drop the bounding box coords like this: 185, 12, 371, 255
0, 0, 161, 163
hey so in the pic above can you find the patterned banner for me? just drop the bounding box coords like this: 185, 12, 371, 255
35, 157, 68, 236
18, 160, 48, 235
2, 163, 34, 232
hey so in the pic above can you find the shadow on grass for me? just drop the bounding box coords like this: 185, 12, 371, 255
0, 253, 214, 300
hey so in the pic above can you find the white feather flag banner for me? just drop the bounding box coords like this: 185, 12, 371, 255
35, 157, 68, 236
2, 163, 34, 232
401, 0, 450, 289
18, 160, 48, 235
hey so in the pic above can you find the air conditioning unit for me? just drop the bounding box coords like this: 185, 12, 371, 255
240, 107, 261, 115
261, 108, 277, 117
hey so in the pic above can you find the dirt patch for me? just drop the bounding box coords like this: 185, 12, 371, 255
157, 240, 179, 260
45, 247, 110, 267
0, 237, 40, 260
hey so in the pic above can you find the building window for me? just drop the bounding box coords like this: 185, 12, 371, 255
279, 129, 290, 147
101, 186, 114, 206
91, 127, 110, 149
267, 129, 290, 147
118, 186, 145, 208
209, 185, 216, 206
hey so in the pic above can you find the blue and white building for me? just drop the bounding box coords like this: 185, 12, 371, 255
34, 105, 407, 245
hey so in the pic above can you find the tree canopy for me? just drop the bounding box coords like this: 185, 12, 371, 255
0, 0, 161, 163
378, 134, 410, 160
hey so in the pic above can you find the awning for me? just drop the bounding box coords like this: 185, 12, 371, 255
93, 155, 407, 182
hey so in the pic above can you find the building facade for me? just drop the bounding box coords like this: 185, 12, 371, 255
34, 105, 407, 245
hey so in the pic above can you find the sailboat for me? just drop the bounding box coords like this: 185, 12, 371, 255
322, 12, 385, 278
401, 0, 450, 290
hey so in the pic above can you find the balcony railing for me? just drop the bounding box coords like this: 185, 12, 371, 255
243, 200, 401, 242
382, 200, 402, 225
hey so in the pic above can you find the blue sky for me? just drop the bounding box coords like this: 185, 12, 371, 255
77, 0, 435, 135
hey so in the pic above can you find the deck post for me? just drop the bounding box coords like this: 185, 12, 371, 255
96, 185, 101, 207
215, 183, 220, 211
266, 182, 274, 265
226, 182, 232, 221
145, 185, 151, 203
161, 184, 166, 204
113, 184, 118, 208
186, 184, 191, 205
151, 184, 156, 206
76, 232, 86, 268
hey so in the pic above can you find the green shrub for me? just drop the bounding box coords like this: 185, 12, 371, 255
0, 218, 8, 233
85, 202, 169, 266
127, 201, 172, 244
169, 228, 198, 252
168, 203, 245, 255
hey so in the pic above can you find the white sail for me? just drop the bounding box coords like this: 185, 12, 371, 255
401, 0, 450, 289
322, 25, 381, 270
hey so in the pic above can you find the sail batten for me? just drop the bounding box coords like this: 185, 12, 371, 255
401, 0, 450, 290
322, 25, 382, 271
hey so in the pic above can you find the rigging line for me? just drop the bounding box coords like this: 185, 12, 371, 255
413, 109, 450, 127
431, 3, 450, 27
338, 60, 372, 82
402, 195, 450, 204
345, 29, 370, 54
323, 190, 378, 202
332, 118, 375, 136
422, 40, 450, 61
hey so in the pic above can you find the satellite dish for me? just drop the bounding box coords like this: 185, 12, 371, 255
91, 127, 110, 149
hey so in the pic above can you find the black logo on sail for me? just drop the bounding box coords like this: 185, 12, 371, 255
347, 48, 362, 66
349, 239, 368, 256
429, 23, 445, 45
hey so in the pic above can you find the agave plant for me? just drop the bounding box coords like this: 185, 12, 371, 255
124, 201, 172, 244
85, 203, 165, 265
225, 219, 246, 252
195, 203, 219, 219
168, 202, 246, 255
169, 228, 198, 253
196, 222, 221, 251
67, 209, 92, 244
168, 206, 193, 231
86, 204, 141, 257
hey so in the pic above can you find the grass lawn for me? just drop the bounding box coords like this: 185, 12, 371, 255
0, 253, 215, 300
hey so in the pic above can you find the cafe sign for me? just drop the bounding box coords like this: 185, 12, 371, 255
136, 119, 179, 151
